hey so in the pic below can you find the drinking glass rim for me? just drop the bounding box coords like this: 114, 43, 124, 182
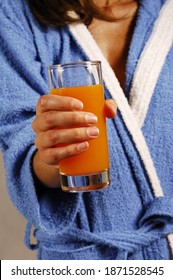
48, 60, 101, 70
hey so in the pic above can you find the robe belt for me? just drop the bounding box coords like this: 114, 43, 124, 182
26, 197, 173, 253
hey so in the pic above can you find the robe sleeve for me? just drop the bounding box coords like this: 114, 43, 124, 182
0, 1, 80, 236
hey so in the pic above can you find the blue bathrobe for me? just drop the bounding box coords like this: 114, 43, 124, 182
0, 0, 173, 259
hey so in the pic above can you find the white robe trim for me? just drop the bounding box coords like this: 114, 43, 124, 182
129, 0, 173, 128
69, 0, 173, 253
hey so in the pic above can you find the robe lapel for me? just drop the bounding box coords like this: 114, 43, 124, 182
69, 22, 164, 198
129, 0, 173, 128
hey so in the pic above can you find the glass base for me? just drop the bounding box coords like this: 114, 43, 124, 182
60, 169, 110, 193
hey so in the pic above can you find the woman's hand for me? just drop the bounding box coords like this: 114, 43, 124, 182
32, 94, 116, 188
32, 94, 117, 166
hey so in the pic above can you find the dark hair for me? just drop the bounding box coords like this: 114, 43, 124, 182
29, 0, 123, 28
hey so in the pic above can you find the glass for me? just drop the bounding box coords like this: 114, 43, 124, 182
48, 61, 110, 192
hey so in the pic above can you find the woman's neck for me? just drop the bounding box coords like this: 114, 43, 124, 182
88, 0, 139, 90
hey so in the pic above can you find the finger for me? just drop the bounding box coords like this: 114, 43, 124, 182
36, 94, 83, 115
104, 99, 117, 118
33, 111, 98, 132
35, 126, 100, 149
38, 142, 89, 166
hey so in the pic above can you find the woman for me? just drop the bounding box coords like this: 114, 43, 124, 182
0, 0, 173, 259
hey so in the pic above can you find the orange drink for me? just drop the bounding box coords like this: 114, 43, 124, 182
48, 61, 110, 192
51, 84, 109, 175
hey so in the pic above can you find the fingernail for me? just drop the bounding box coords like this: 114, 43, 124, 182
109, 103, 117, 113
71, 100, 83, 110
77, 142, 89, 151
40, 96, 46, 106
86, 113, 98, 124
87, 127, 99, 138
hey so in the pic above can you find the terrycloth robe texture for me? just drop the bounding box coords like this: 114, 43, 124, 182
0, 0, 173, 259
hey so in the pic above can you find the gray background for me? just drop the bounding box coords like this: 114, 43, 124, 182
0, 152, 36, 259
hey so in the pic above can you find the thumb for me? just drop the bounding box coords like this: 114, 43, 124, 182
104, 99, 117, 118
